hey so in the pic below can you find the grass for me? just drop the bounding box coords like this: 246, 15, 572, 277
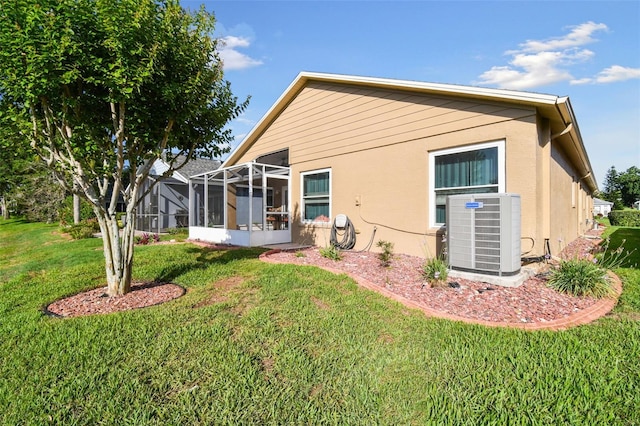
600, 224, 640, 315
1, 218, 640, 424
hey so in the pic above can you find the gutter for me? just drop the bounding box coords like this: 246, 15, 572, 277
552, 97, 598, 192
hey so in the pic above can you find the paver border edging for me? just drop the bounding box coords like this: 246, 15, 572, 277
259, 249, 622, 331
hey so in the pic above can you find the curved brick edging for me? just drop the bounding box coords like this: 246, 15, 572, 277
259, 249, 623, 331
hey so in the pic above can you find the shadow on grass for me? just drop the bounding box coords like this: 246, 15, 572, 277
152, 245, 267, 284
0, 218, 30, 226
601, 228, 640, 268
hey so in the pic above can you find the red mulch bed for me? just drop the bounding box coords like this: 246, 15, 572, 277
265, 228, 612, 325
45, 281, 184, 318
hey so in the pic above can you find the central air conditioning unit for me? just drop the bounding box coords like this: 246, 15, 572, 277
446, 193, 521, 276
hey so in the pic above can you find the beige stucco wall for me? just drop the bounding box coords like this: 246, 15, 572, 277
548, 144, 594, 257
232, 81, 593, 259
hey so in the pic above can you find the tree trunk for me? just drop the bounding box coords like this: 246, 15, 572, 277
96, 208, 137, 296
1, 196, 8, 220
73, 193, 81, 224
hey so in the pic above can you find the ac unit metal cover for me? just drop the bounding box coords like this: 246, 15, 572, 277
446, 193, 521, 276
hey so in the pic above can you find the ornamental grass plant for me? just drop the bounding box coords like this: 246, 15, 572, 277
422, 256, 449, 287
547, 258, 614, 298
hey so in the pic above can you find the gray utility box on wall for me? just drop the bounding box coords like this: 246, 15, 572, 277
446, 193, 521, 276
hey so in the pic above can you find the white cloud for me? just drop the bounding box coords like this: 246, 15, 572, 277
218, 35, 263, 71
571, 65, 640, 85
594, 65, 640, 83
510, 22, 608, 54
235, 116, 256, 126
570, 77, 593, 85
476, 22, 609, 89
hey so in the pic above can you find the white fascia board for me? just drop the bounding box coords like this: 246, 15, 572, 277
223, 73, 308, 167
298, 72, 561, 106
169, 171, 188, 184
149, 158, 189, 183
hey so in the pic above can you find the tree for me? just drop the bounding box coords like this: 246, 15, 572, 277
601, 166, 624, 210
0, 0, 247, 295
618, 166, 640, 207
12, 162, 67, 223
602, 166, 620, 197
0, 115, 35, 220
601, 166, 640, 209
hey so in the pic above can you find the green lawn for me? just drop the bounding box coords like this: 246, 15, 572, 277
1, 219, 639, 425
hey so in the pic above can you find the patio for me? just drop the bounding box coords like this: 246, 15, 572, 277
188, 162, 291, 247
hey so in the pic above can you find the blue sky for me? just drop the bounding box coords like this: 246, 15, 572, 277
184, 0, 639, 188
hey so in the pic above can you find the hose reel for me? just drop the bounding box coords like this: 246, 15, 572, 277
330, 214, 356, 250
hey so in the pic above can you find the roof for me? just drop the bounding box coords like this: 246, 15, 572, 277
593, 198, 614, 206
152, 155, 221, 183
224, 71, 597, 192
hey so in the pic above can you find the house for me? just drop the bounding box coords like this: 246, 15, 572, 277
593, 198, 614, 217
136, 155, 221, 233
188, 72, 597, 260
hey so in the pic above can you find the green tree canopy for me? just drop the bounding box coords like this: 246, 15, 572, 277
0, 0, 248, 295
600, 165, 640, 209
618, 166, 640, 207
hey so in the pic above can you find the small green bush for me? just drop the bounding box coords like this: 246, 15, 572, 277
422, 257, 448, 287
64, 219, 100, 239
608, 210, 640, 227
548, 259, 614, 298
376, 240, 394, 267
319, 245, 342, 261
167, 227, 189, 235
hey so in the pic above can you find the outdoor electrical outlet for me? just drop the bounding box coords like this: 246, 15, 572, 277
355, 195, 361, 206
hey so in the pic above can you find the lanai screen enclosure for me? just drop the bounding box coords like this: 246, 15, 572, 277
189, 162, 291, 246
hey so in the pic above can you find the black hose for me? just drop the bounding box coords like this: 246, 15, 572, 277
356, 226, 377, 252
330, 216, 356, 250
521, 238, 552, 264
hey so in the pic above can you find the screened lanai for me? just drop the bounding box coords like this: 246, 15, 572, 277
188, 162, 291, 247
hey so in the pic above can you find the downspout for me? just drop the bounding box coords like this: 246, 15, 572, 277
552, 98, 597, 192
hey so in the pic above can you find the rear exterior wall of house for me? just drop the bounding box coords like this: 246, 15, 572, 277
232, 81, 593, 259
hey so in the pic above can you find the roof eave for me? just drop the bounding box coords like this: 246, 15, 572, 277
225, 72, 598, 193
554, 97, 598, 192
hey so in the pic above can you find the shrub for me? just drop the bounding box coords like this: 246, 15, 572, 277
58, 195, 95, 225
376, 240, 394, 267
547, 259, 614, 298
167, 227, 189, 236
422, 257, 448, 287
319, 245, 342, 261
608, 210, 640, 227
64, 219, 100, 239
135, 233, 160, 245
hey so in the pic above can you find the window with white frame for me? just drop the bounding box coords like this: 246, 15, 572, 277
429, 140, 505, 227
301, 169, 331, 222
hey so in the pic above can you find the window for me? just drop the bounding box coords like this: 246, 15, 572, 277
429, 141, 505, 227
301, 169, 331, 222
